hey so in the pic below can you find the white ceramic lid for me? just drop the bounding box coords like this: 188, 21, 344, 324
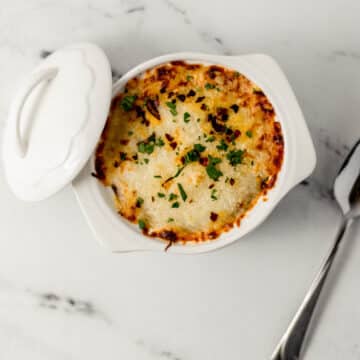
2, 43, 112, 201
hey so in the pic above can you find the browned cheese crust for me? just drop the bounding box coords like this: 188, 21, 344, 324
94, 61, 284, 246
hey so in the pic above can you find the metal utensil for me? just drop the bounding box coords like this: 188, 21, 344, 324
271, 140, 360, 360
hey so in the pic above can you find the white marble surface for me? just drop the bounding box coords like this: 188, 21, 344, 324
0, 0, 360, 358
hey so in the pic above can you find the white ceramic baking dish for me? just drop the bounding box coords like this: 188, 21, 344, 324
72, 52, 316, 253
2, 44, 316, 254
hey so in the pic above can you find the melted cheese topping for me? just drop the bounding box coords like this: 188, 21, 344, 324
94, 61, 284, 246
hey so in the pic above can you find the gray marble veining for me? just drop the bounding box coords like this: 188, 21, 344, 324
0, 0, 360, 359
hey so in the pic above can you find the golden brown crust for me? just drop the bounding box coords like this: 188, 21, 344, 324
94, 61, 284, 245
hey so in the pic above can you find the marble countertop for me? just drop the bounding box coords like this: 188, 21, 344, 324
1, 0, 360, 358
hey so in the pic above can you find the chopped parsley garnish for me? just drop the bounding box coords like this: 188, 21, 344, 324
156, 137, 165, 147
128, 131, 134, 136
163, 166, 185, 185
157, 192, 166, 198
208, 155, 221, 165
184, 149, 200, 164
211, 189, 218, 200
206, 155, 223, 181
136, 197, 144, 207
169, 193, 178, 201
137, 133, 158, 154
144, 158, 149, 164
205, 83, 216, 89
206, 165, 223, 181
172, 201, 180, 208
138, 142, 154, 154
205, 135, 215, 142
186, 75, 193, 81
163, 143, 205, 184
216, 139, 228, 151
183, 112, 191, 123
148, 133, 156, 142
227, 149, 245, 166
120, 95, 137, 111
167, 217, 174, 222
154, 175, 162, 178
194, 143, 206, 152
177, 183, 187, 202
120, 152, 127, 160
166, 101, 177, 116
184, 144, 206, 164
246, 130, 253, 138
138, 219, 146, 230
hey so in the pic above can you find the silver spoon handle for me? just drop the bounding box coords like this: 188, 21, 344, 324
271, 217, 352, 360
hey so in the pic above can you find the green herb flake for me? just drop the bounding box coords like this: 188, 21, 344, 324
166, 101, 177, 116
205, 83, 216, 89
120, 152, 127, 160
208, 155, 222, 165
155, 137, 165, 147
227, 149, 245, 166
172, 201, 180, 208
120, 95, 137, 111
138, 219, 146, 230
147, 133, 155, 142
157, 192, 166, 198
169, 193, 178, 201
136, 197, 144, 207
177, 183, 187, 202
154, 175, 162, 178
216, 139, 228, 151
163, 167, 185, 185
184, 150, 198, 164
128, 131, 134, 136
194, 143, 206, 153
246, 130, 253, 138
138, 142, 155, 154
206, 136, 216, 143
206, 155, 223, 181
167, 217, 175, 223
183, 112, 191, 123
174, 167, 184, 178
186, 75, 193, 81
211, 189, 218, 201
144, 158, 149, 164
206, 165, 223, 181
197, 118, 200, 122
